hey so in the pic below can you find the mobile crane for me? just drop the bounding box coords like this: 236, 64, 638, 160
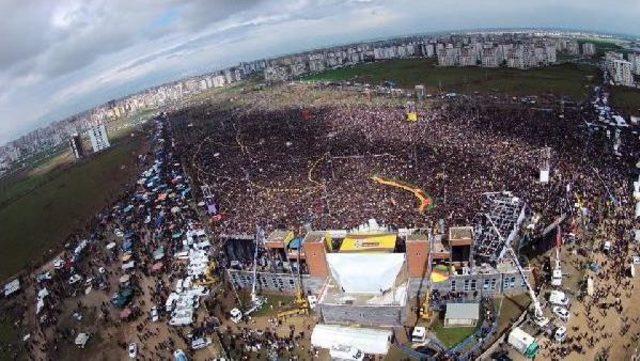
230, 227, 266, 323
419, 230, 435, 321
485, 214, 550, 328
277, 242, 309, 320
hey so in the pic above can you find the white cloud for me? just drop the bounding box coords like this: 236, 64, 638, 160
2, 0, 640, 144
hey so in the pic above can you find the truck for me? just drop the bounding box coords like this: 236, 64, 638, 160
411, 326, 427, 345
549, 290, 569, 306
508, 327, 539, 358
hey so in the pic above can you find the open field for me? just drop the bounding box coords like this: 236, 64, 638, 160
0, 133, 147, 281
0, 151, 74, 208
303, 59, 599, 100
0, 109, 154, 208
609, 86, 640, 116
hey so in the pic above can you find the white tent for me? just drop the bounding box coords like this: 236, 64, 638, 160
75, 333, 90, 348
539, 169, 549, 183
311, 324, 392, 355
4, 279, 20, 297
326, 253, 405, 294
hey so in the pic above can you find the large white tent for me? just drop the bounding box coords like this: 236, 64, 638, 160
326, 253, 405, 294
311, 324, 392, 355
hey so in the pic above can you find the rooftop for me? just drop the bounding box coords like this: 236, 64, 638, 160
445, 302, 480, 320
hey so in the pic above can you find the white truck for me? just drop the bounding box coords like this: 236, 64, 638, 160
230, 308, 242, 324
411, 326, 427, 345
508, 327, 539, 359
549, 290, 569, 306
551, 268, 563, 287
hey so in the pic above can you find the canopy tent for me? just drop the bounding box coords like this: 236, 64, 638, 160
119, 308, 132, 319
288, 237, 304, 250
75, 333, 90, 348
4, 279, 20, 297
153, 247, 165, 260
326, 253, 405, 294
311, 324, 392, 355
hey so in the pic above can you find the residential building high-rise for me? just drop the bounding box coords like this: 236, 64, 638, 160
607, 59, 634, 87
581, 42, 596, 57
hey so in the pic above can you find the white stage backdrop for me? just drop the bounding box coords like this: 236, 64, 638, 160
326, 253, 405, 294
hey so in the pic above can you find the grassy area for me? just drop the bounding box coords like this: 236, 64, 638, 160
303, 59, 598, 100
0, 134, 146, 280
0, 317, 14, 361
252, 294, 297, 317
432, 317, 476, 349
0, 313, 25, 361
0, 152, 74, 208
609, 86, 640, 116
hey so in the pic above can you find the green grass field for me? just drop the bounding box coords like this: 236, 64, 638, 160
432, 317, 476, 349
251, 294, 297, 317
0, 134, 145, 281
303, 59, 599, 100
609, 86, 640, 115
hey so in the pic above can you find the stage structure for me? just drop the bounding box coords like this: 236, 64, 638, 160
471, 192, 527, 265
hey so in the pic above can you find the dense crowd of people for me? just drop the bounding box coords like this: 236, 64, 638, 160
174, 89, 634, 240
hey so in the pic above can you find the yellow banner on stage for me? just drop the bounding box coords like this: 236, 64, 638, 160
407, 112, 418, 122
339, 233, 397, 252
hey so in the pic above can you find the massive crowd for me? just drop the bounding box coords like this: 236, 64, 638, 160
174, 90, 635, 240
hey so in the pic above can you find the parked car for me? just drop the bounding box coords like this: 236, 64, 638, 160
150, 306, 159, 322
554, 326, 567, 343
552, 306, 570, 321
128, 343, 138, 359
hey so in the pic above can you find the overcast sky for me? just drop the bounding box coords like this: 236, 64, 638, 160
2, 0, 640, 145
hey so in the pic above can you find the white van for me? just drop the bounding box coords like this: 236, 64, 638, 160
230, 308, 242, 324
549, 290, 569, 306
329, 345, 364, 361
554, 326, 567, 343
411, 327, 427, 344
551, 268, 562, 287
191, 337, 212, 350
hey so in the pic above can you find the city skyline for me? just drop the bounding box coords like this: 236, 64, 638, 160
2, 0, 640, 145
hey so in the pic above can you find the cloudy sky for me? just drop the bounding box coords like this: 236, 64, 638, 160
1, 0, 640, 145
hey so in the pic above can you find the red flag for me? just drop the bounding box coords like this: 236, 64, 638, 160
556, 226, 563, 248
